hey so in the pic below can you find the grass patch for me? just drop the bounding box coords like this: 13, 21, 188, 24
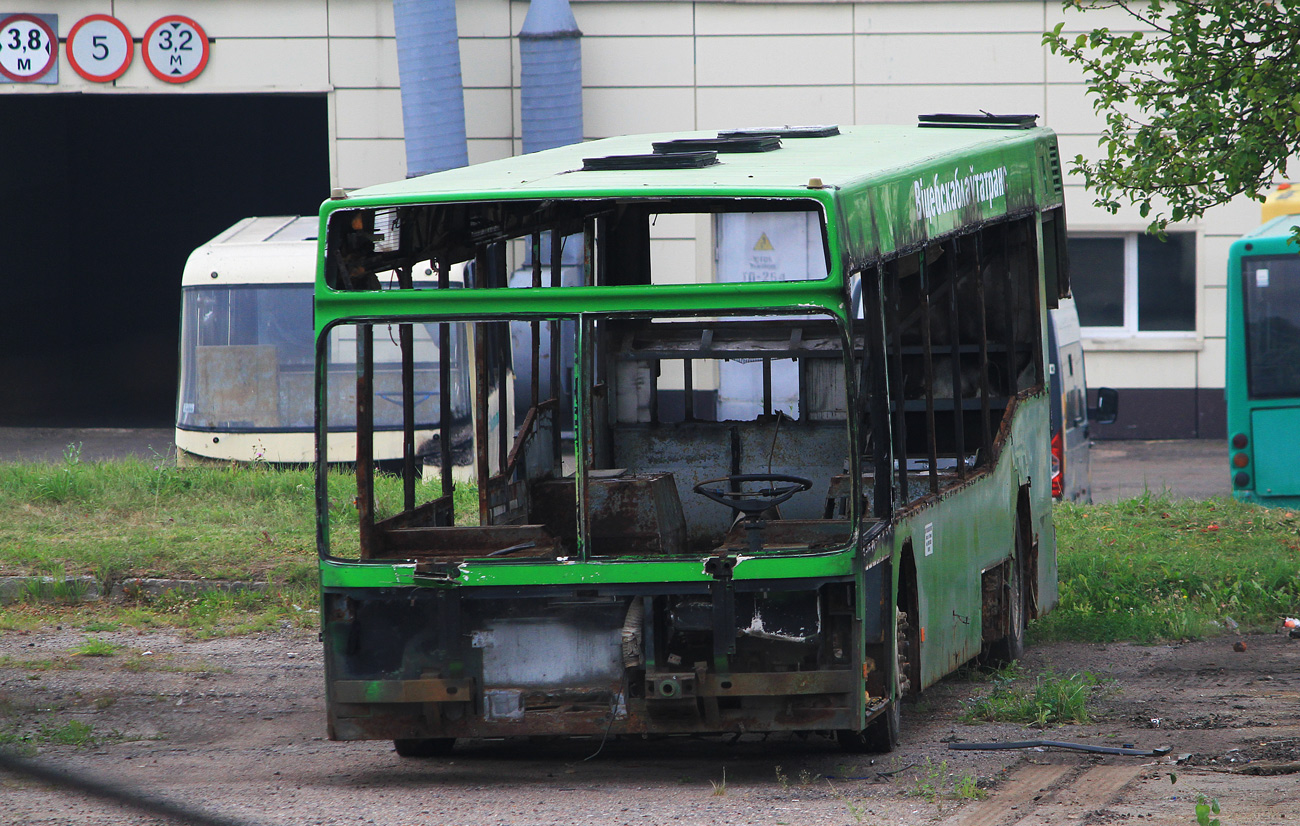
0, 655, 83, 672
1038, 493, 1300, 643
39, 719, 101, 748
962, 667, 1100, 727
905, 758, 988, 804
0, 585, 320, 639
0, 451, 478, 585
0, 451, 478, 632
71, 636, 120, 657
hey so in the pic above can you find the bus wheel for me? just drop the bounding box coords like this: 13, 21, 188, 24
983, 517, 1027, 665
394, 738, 456, 757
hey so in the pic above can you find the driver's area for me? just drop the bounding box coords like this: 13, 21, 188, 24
578, 312, 855, 558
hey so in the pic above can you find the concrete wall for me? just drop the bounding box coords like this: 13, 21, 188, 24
5, 0, 1257, 436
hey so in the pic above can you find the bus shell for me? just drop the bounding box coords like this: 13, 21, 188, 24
176, 216, 469, 466
314, 118, 1065, 752
1226, 197, 1300, 506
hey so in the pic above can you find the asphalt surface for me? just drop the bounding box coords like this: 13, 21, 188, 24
1088, 438, 1227, 502
0, 427, 175, 464
0, 427, 1229, 502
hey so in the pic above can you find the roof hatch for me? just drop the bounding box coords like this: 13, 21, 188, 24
652, 135, 782, 154
581, 151, 719, 171
918, 113, 1038, 129
717, 125, 840, 139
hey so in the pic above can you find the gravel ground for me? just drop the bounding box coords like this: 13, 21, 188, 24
2, 627, 1298, 825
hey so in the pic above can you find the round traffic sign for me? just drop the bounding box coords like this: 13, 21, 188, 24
67, 14, 133, 82
142, 15, 209, 84
0, 13, 58, 82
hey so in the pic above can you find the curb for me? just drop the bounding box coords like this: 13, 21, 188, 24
0, 576, 270, 606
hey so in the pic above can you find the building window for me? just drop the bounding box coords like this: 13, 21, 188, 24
1068, 232, 1196, 334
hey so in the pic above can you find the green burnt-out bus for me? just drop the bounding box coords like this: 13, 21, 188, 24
314, 115, 1066, 755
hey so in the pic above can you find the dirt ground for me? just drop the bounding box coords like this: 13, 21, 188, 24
1, 628, 1297, 826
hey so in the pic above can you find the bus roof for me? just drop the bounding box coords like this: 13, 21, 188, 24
326, 123, 1062, 271
1242, 213, 1300, 243
183, 216, 318, 287
341, 124, 1053, 202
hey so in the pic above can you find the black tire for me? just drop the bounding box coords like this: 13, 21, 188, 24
983, 517, 1027, 666
393, 737, 456, 757
837, 698, 899, 753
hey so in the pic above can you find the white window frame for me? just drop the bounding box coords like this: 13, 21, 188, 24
1074, 231, 1198, 340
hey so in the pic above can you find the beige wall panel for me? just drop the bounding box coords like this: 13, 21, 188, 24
574, 1, 695, 36
1045, 48, 1089, 85
856, 1, 1043, 34
856, 33, 1044, 85
583, 37, 696, 87
328, 1, 396, 38
650, 238, 701, 284
457, 0, 512, 38
1043, 85, 1100, 134
1202, 196, 1270, 239
854, 83, 1044, 125
1045, 2, 1151, 32
110, 0, 326, 38
1197, 336, 1226, 388
335, 88, 403, 139
696, 3, 853, 36
329, 37, 399, 88
1085, 350, 1197, 388
41, 0, 110, 40
1064, 185, 1165, 229
1202, 285, 1227, 340
1055, 134, 1107, 170
106, 38, 330, 91
464, 87, 514, 139
462, 38, 513, 88
1199, 235, 1237, 288
696, 86, 854, 131
698, 35, 852, 87
649, 212, 699, 240
468, 138, 515, 165
336, 138, 406, 190
584, 87, 696, 137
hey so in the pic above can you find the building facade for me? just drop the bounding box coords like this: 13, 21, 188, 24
3, 0, 1253, 436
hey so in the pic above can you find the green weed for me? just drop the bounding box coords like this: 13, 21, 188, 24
909, 757, 946, 803
953, 773, 987, 801
71, 636, 120, 657
32, 443, 84, 503
1195, 794, 1222, 826
825, 779, 875, 824
962, 670, 1099, 727
709, 767, 727, 796
39, 719, 100, 747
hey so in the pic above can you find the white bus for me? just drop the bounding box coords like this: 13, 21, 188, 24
176, 216, 470, 467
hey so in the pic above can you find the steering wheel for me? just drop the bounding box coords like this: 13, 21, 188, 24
693, 473, 813, 517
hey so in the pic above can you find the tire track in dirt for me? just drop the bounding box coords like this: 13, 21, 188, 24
940, 760, 1147, 826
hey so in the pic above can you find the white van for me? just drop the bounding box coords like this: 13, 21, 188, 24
1047, 297, 1118, 502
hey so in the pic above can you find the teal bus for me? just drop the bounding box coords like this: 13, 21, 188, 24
1226, 187, 1300, 506
314, 115, 1066, 755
